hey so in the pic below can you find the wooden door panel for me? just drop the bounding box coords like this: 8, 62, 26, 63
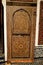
12, 36, 30, 58
7, 5, 36, 62
12, 9, 31, 34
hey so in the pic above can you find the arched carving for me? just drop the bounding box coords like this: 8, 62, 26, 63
12, 8, 31, 34
11, 8, 31, 58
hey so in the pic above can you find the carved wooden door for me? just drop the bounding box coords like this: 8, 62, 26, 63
7, 5, 36, 63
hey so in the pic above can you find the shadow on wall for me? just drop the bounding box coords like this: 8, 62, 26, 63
0, 4, 4, 54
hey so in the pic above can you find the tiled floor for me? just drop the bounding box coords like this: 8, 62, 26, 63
34, 46, 43, 58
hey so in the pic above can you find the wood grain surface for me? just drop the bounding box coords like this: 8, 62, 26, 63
6, 5, 36, 62
38, 1, 43, 45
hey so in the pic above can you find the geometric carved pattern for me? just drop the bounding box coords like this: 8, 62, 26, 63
12, 36, 30, 58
